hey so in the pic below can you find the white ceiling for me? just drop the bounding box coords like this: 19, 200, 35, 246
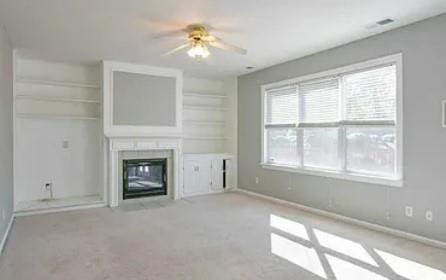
0, 0, 445, 79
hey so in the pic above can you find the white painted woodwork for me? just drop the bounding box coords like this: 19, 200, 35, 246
181, 77, 238, 194
13, 58, 238, 207
210, 158, 224, 190
102, 61, 183, 138
183, 153, 234, 197
183, 160, 210, 195
13, 56, 104, 210
15, 58, 101, 120
182, 77, 237, 155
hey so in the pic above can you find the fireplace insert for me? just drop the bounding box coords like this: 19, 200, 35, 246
123, 158, 167, 199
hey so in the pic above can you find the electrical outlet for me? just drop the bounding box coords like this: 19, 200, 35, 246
255, 177, 259, 184
426, 211, 433, 222
385, 211, 391, 220
62, 140, 69, 149
1, 208, 4, 221
405, 206, 413, 217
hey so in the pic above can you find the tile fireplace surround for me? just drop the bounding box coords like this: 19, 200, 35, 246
107, 137, 183, 207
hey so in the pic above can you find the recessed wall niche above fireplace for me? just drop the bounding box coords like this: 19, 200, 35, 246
123, 158, 167, 199
102, 61, 183, 138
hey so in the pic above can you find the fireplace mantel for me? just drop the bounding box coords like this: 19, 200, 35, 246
101, 61, 185, 207
107, 137, 183, 207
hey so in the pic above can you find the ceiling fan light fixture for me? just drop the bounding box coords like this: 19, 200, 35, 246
161, 24, 246, 58
187, 43, 210, 59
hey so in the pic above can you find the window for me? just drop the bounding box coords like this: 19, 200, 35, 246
264, 86, 299, 166
261, 55, 402, 185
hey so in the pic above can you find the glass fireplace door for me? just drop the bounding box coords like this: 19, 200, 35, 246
123, 158, 167, 199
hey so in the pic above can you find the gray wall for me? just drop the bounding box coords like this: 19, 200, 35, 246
238, 14, 446, 242
113, 71, 176, 126
0, 25, 13, 249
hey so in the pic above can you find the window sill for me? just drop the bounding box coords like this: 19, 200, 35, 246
260, 163, 403, 187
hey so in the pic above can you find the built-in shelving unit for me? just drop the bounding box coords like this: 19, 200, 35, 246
13, 56, 104, 212
182, 78, 237, 155
15, 76, 101, 120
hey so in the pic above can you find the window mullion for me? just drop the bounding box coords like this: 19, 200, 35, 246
338, 76, 347, 172
338, 126, 347, 172
297, 85, 304, 167
296, 128, 303, 167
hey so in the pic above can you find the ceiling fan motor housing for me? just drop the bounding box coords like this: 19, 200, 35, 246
188, 25, 208, 44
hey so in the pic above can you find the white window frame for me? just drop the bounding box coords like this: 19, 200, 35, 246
260, 54, 403, 187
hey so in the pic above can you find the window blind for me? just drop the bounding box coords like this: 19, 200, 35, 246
344, 65, 396, 121
265, 86, 298, 124
262, 57, 401, 181
300, 78, 340, 124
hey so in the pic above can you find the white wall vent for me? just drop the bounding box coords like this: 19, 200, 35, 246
377, 18, 394, 26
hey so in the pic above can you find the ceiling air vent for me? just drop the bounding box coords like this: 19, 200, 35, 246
377, 18, 394, 26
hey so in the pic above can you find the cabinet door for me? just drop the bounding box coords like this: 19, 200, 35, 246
183, 160, 202, 195
198, 160, 212, 192
210, 159, 223, 190
183, 159, 210, 195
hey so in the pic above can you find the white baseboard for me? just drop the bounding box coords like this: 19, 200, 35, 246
0, 214, 14, 256
14, 202, 107, 217
181, 187, 236, 199
236, 188, 446, 250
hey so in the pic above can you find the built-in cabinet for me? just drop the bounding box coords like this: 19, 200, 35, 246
183, 154, 234, 196
182, 78, 237, 196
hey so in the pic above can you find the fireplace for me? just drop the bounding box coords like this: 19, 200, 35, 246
123, 158, 167, 199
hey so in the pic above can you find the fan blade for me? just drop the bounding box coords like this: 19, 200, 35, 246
207, 36, 247, 55
153, 28, 188, 39
163, 43, 190, 56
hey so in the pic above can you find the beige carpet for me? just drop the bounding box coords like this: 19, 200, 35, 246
1, 192, 446, 280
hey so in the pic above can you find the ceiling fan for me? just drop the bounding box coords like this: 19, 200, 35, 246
162, 24, 247, 59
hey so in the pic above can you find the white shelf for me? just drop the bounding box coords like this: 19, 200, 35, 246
182, 83, 234, 154
183, 120, 226, 126
15, 194, 104, 214
17, 113, 99, 121
184, 92, 227, 99
183, 136, 230, 140
16, 95, 100, 104
16, 78, 100, 89
183, 105, 228, 111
